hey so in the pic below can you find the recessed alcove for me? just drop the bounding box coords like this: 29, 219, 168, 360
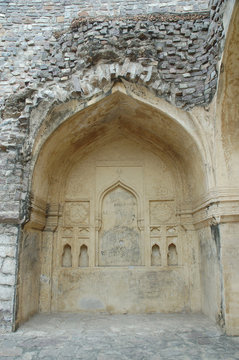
17, 86, 208, 326
151, 244, 161, 266
167, 244, 178, 266
62, 244, 72, 268
79, 245, 89, 267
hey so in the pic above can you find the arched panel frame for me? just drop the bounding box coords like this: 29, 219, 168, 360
95, 180, 144, 266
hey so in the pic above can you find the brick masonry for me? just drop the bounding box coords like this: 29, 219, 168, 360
0, 0, 228, 330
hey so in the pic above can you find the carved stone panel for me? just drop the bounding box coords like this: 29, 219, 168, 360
167, 226, 177, 235
149, 200, 175, 224
78, 227, 90, 237
150, 226, 161, 237
62, 228, 74, 237
63, 201, 90, 227
99, 186, 141, 266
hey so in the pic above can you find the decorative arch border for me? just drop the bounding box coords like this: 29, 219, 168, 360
96, 179, 143, 232
30, 80, 208, 171
28, 80, 210, 203
26, 80, 211, 232
95, 179, 144, 266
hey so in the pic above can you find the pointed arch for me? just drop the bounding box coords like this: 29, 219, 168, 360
97, 180, 143, 266
97, 180, 142, 232
28, 82, 208, 218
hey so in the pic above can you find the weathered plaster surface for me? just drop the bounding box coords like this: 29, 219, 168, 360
0, 0, 238, 336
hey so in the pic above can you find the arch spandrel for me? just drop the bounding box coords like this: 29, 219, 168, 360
31, 82, 207, 169
30, 83, 208, 217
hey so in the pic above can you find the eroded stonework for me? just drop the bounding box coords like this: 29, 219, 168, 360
0, 0, 239, 337
34, 137, 194, 314
99, 186, 141, 266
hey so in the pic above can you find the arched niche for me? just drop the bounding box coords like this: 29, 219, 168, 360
17, 83, 207, 326
79, 245, 89, 267
167, 243, 178, 266
62, 244, 72, 268
97, 182, 142, 266
29, 84, 208, 211
151, 244, 161, 266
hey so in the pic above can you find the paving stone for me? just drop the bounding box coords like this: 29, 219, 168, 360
0, 314, 238, 360
0, 346, 23, 357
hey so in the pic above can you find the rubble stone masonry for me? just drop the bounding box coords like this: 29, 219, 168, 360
0, 0, 230, 331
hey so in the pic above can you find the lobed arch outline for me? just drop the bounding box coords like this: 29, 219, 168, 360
95, 179, 144, 267
96, 179, 143, 232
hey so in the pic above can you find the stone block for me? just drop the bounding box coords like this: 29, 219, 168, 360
0, 232, 18, 246
0, 348, 23, 357
57, 16, 64, 23
0, 299, 12, 312
2, 258, 16, 275
0, 273, 15, 286
0, 245, 16, 258
0, 285, 13, 301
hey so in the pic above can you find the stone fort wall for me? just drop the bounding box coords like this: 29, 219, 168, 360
0, 0, 210, 99
0, 0, 209, 23
0, 0, 228, 331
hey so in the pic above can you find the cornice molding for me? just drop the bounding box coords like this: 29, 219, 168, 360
190, 188, 239, 229
25, 196, 47, 230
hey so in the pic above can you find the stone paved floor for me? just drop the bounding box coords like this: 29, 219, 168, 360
0, 313, 239, 359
